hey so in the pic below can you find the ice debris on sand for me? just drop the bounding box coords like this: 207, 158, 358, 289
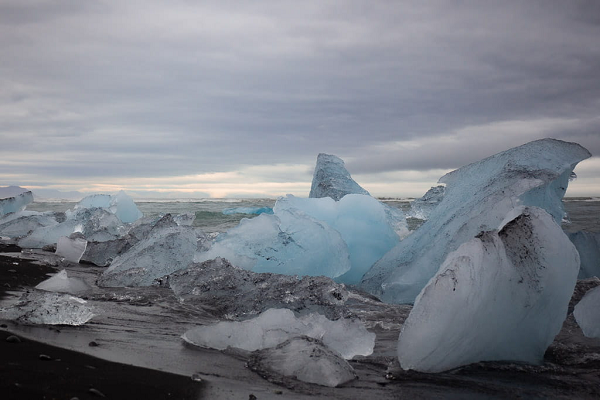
154, 258, 350, 320
574, 286, 600, 338
0, 291, 94, 325
361, 138, 591, 304
567, 231, 600, 279
55, 234, 87, 263
73, 191, 142, 223
97, 219, 198, 287
0, 186, 34, 216
35, 269, 91, 294
397, 207, 579, 373
309, 153, 370, 201
408, 185, 445, 220
182, 308, 375, 359
248, 336, 357, 387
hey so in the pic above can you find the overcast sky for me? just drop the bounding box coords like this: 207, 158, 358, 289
1, 0, 599, 198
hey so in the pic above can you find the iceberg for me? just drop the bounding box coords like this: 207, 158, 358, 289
222, 207, 273, 215
182, 308, 375, 360
247, 336, 357, 387
35, 269, 91, 294
397, 207, 579, 372
73, 191, 142, 223
0, 186, 34, 216
154, 258, 350, 320
0, 291, 95, 325
55, 234, 87, 263
97, 221, 198, 287
408, 185, 445, 220
567, 231, 600, 279
195, 208, 351, 279
361, 139, 591, 304
309, 153, 370, 201
573, 286, 600, 338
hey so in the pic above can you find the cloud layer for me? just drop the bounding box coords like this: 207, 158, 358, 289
1, 1, 599, 197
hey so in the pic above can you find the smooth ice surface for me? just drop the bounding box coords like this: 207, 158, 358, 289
0, 186, 34, 216
98, 222, 198, 287
35, 269, 91, 294
154, 258, 350, 320
248, 336, 357, 387
55, 235, 87, 263
195, 209, 351, 278
0, 291, 94, 325
409, 185, 445, 220
309, 153, 370, 201
362, 139, 591, 304
222, 206, 273, 215
568, 231, 600, 279
573, 286, 600, 338
397, 207, 579, 372
276, 194, 402, 284
182, 308, 375, 359
74, 191, 142, 223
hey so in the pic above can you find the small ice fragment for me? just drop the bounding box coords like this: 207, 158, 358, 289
408, 185, 445, 220
35, 270, 91, 294
0, 291, 95, 325
573, 286, 600, 338
309, 153, 370, 201
55, 235, 87, 263
567, 231, 600, 279
248, 336, 357, 387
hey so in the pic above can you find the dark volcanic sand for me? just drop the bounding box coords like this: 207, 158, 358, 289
0, 245, 57, 300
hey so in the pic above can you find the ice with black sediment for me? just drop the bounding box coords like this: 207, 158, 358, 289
309, 153, 370, 201
248, 336, 357, 387
397, 207, 579, 373
567, 231, 600, 279
182, 308, 375, 359
361, 138, 591, 304
0, 290, 94, 325
154, 257, 351, 320
35, 269, 91, 294
574, 286, 600, 339
408, 185, 445, 220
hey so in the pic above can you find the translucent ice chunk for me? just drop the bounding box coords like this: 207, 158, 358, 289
222, 207, 273, 215
573, 286, 600, 338
0, 291, 95, 325
35, 269, 91, 294
309, 153, 370, 201
0, 211, 62, 239
248, 336, 357, 387
408, 185, 445, 220
362, 139, 591, 304
73, 191, 142, 223
154, 258, 350, 320
397, 207, 579, 372
0, 186, 34, 216
567, 231, 600, 279
182, 308, 375, 359
55, 235, 87, 263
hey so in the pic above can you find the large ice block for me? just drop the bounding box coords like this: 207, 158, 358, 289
0, 186, 34, 216
573, 286, 600, 338
0, 211, 63, 239
73, 191, 142, 223
361, 139, 591, 304
309, 153, 370, 201
397, 207, 579, 372
0, 291, 95, 325
567, 231, 600, 279
182, 308, 375, 359
248, 336, 357, 387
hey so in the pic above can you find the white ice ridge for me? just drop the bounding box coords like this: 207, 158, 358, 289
309, 153, 370, 201
397, 207, 579, 373
567, 231, 600, 279
361, 138, 591, 304
182, 308, 375, 360
72, 191, 142, 223
0, 291, 95, 325
35, 269, 91, 294
574, 286, 600, 339
0, 186, 34, 216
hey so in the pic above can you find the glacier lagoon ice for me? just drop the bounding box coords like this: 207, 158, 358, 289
222, 206, 273, 215
397, 207, 579, 372
567, 231, 600, 279
309, 153, 370, 201
154, 257, 350, 320
408, 185, 445, 220
73, 191, 142, 223
35, 269, 91, 294
55, 234, 87, 263
0, 186, 34, 216
248, 336, 357, 387
0, 291, 95, 325
0, 211, 64, 239
182, 308, 375, 360
573, 286, 600, 338
361, 139, 591, 304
